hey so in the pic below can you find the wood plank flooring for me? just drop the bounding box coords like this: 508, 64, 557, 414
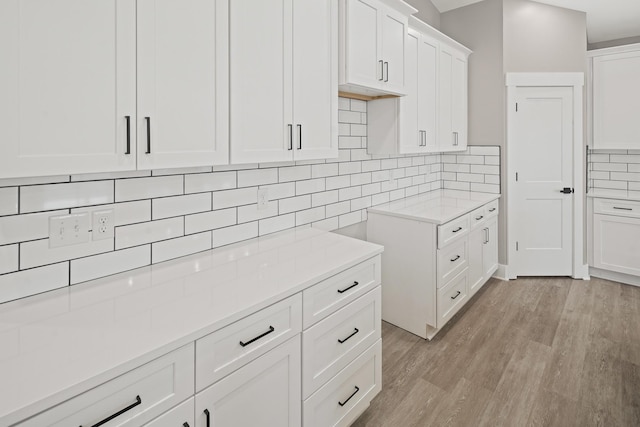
352, 276, 640, 427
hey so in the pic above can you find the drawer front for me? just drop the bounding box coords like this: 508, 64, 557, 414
302, 286, 381, 399
594, 198, 640, 218
437, 269, 468, 329
19, 344, 195, 427
484, 199, 499, 217
469, 206, 487, 229
143, 398, 194, 427
303, 340, 382, 427
196, 293, 302, 391
437, 238, 468, 288
438, 214, 470, 248
303, 255, 381, 329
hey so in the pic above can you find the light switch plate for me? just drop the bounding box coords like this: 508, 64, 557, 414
49, 213, 90, 248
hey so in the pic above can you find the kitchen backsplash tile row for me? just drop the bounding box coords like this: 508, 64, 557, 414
0, 98, 500, 303
588, 149, 640, 197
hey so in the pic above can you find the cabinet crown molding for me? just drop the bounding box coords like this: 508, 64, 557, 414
408, 16, 472, 56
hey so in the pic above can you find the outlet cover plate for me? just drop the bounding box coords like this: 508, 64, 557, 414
257, 188, 269, 210
92, 209, 115, 240
49, 213, 91, 248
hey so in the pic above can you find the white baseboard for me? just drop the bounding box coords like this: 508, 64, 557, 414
573, 264, 590, 280
590, 267, 640, 287
492, 264, 510, 281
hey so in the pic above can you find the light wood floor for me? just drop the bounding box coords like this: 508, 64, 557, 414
352, 276, 640, 427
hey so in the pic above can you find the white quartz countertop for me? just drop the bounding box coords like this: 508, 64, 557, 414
587, 188, 640, 202
367, 190, 501, 224
0, 228, 383, 426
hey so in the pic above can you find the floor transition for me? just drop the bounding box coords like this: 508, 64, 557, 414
352, 276, 640, 426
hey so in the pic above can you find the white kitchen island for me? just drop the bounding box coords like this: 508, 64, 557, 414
367, 190, 500, 340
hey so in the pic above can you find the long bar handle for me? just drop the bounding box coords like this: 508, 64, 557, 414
145, 117, 151, 154
80, 395, 142, 427
239, 326, 275, 347
338, 386, 360, 407
125, 116, 131, 155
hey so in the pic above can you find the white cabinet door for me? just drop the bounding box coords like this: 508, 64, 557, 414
593, 213, 640, 276
195, 335, 301, 427
230, 0, 293, 164
592, 49, 640, 149
483, 216, 498, 278
439, 44, 468, 152
418, 33, 439, 152
137, 0, 228, 169
468, 226, 485, 298
398, 29, 422, 154
341, 0, 382, 91
380, 7, 407, 95
438, 45, 454, 151
0, 0, 136, 178
292, 0, 338, 161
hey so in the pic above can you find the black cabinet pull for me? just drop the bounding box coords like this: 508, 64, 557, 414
452, 227, 462, 233
450, 255, 460, 262
489, 208, 496, 212
338, 386, 360, 407
145, 117, 151, 154
297, 124, 302, 150
338, 328, 359, 344
288, 124, 293, 150
183, 423, 190, 427
80, 395, 141, 427
239, 326, 275, 347
204, 409, 210, 427
125, 116, 131, 155
337, 281, 359, 294
451, 291, 461, 300
613, 206, 632, 211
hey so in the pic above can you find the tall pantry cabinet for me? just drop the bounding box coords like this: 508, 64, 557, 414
0, 0, 229, 179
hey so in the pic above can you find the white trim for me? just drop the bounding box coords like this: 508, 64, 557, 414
408, 16, 472, 56
587, 42, 640, 57
492, 264, 510, 281
590, 267, 640, 287
506, 73, 585, 280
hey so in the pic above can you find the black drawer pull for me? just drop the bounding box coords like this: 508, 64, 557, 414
125, 116, 131, 155
80, 395, 142, 427
613, 206, 633, 211
145, 117, 151, 154
338, 328, 359, 344
475, 215, 484, 221
489, 208, 496, 212
337, 281, 359, 294
204, 409, 210, 427
450, 255, 460, 262
338, 386, 360, 407
451, 291, 461, 300
452, 227, 463, 233
184, 423, 190, 427
239, 326, 275, 347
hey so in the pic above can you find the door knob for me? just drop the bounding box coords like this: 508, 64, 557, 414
560, 187, 574, 194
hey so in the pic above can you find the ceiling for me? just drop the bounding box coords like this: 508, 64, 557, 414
430, 0, 640, 43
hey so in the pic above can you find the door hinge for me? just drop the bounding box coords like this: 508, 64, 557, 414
516, 241, 519, 251
515, 102, 518, 112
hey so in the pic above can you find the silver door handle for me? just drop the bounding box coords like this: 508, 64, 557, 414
378, 60, 384, 81
384, 62, 389, 82
297, 124, 302, 150
484, 228, 489, 244
288, 124, 293, 150
453, 131, 459, 146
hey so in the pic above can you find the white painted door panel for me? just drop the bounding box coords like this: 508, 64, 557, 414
452, 53, 468, 150
468, 227, 485, 297
513, 87, 573, 276
293, 0, 337, 161
230, 0, 293, 164
438, 47, 454, 150
593, 214, 640, 276
399, 30, 421, 154
344, 0, 381, 89
137, 0, 228, 169
418, 34, 438, 152
483, 216, 498, 278
380, 8, 406, 94
0, 0, 136, 178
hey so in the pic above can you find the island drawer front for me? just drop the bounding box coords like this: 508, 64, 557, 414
143, 397, 194, 427
303, 255, 381, 329
18, 344, 194, 427
302, 286, 381, 399
594, 198, 640, 218
195, 293, 302, 392
437, 268, 468, 329
437, 238, 468, 288
484, 199, 499, 217
470, 206, 487, 229
438, 214, 470, 248
303, 339, 382, 427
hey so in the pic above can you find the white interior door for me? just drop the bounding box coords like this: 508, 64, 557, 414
512, 87, 573, 276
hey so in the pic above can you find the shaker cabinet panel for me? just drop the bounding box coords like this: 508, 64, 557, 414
0, 0, 137, 178
439, 45, 468, 152
593, 213, 640, 277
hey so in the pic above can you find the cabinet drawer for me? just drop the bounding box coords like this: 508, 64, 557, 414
469, 206, 486, 229
303, 340, 382, 427
437, 214, 469, 248
437, 269, 468, 329
143, 398, 194, 427
303, 255, 381, 329
593, 213, 640, 276
19, 344, 194, 427
484, 199, 499, 217
302, 286, 381, 399
196, 294, 302, 391
594, 198, 640, 218
437, 238, 468, 288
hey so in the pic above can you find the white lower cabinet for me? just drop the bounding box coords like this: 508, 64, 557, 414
195, 335, 302, 427
468, 215, 498, 298
593, 203, 640, 277
143, 398, 194, 427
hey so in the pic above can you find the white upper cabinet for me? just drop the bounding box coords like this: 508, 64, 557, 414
590, 44, 640, 149
0, 0, 137, 178
230, 0, 337, 164
339, 0, 416, 97
439, 44, 469, 152
137, 0, 229, 169
0, 0, 229, 179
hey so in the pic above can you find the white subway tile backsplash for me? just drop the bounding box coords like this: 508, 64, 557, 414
629, 164, 640, 173
152, 193, 211, 220
350, 173, 372, 186
116, 217, 184, 249
184, 171, 237, 193
339, 211, 362, 228
444, 181, 471, 191
326, 201, 351, 218
470, 183, 500, 193
152, 232, 212, 264
381, 159, 398, 170
279, 195, 311, 214
485, 175, 501, 185
213, 187, 257, 209
338, 136, 362, 149
259, 213, 295, 236
70, 245, 150, 285
238, 168, 278, 187
296, 178, 326, 195
0, 245, 19, 275
238, 201, 279, 223
594, 179, 627, 190
0, 175, 69, 188
152, 166, 212, 176
350, 99, 367, 112
312, 190, 339, 207
22, 181, 114, 213
72, 170, 150, 182
0, 210, 68, 245
326, 175, 351, 190
20, 238, 113, 270
611, 172, 640, 182
468, 146, 500, 156
592, 162, 627, 172
457, 173, 484, 183
371, 192, 390, 206
296, 206, 325, 226
610, 155, 640, 164
72, 201, 151, 226
0, 188, 18, 216
213, 222, 258, 248
311, 163, 339, 178
484, 156, 500, 165
116, 176, 183, 202
338, 98, 350, 110
350, 124, 367, 136
362, 160, 381, 172
260, 182, 296, 200
470, 165, 500, 175
338, 110, 362, 124
339, 186, 362, 201
312, 217, 339, 232
456, 155, 484, 165
279, 166, 311, 182
185, 208, 237, 234
351, 196, 372, 211
0, 263, 69, 304
389, 189, 405, 201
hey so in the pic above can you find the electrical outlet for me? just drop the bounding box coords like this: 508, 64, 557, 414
257, 188, 269, 210
92, 209, 115, 240
49, 213, 90, 248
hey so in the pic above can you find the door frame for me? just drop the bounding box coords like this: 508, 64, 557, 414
505, 73, 589, 280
